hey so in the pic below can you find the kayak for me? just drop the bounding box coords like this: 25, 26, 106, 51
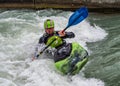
54, 42, 88, 75
44, 35, 88, 75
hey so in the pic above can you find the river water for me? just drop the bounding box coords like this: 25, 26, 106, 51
0, 9, 119, 86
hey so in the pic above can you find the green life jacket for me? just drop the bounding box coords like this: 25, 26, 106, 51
46, 36, 63, 48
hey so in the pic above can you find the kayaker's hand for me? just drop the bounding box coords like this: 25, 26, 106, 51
32, 53, 39, 61
32, 56, 36, 61
58, 30, 65, 37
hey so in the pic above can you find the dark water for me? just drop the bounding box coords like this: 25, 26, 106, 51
84, 13, 120, 86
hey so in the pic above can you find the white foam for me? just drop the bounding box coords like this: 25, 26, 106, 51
18, 59, 104, 86
0, 78, 17, 86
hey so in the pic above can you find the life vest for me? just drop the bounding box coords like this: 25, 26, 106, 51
46, 36, 63, 48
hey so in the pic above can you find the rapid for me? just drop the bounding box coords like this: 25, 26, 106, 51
0, 9, 119, 86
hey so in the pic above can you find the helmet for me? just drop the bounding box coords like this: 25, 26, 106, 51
46, 36, 63, 48
44, 19, 54, 29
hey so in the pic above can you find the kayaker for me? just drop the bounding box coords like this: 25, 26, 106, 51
33, 19, 88, 75
33, 19, 75, 60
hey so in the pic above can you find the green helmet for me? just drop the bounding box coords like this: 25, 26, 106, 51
46, 36, 63, 48
44, 19, 54, 29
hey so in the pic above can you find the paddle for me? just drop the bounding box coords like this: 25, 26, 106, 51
62, 7, 88, 32
32, 7, 88, 61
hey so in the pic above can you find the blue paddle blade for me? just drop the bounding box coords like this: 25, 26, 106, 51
66, 7, 88, 29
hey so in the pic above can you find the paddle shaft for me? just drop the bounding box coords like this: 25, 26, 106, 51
40, 38, 56, 53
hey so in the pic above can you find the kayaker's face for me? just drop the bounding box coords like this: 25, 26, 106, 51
45, 28, 54, 35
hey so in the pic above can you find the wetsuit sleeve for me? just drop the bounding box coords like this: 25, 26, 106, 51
38, 33, 48, 44
64, 32, 75, 38
56, 31, 75, 38
39, 36, 45, 44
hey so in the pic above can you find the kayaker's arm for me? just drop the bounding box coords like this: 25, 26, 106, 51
32, 34, 48, 61
57, 31, 75, 38
38, 33, 49, 44
65, 32, 75, 38
32, 43, 47, 61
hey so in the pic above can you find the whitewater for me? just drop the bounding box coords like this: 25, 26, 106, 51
0, 9, 107, 86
